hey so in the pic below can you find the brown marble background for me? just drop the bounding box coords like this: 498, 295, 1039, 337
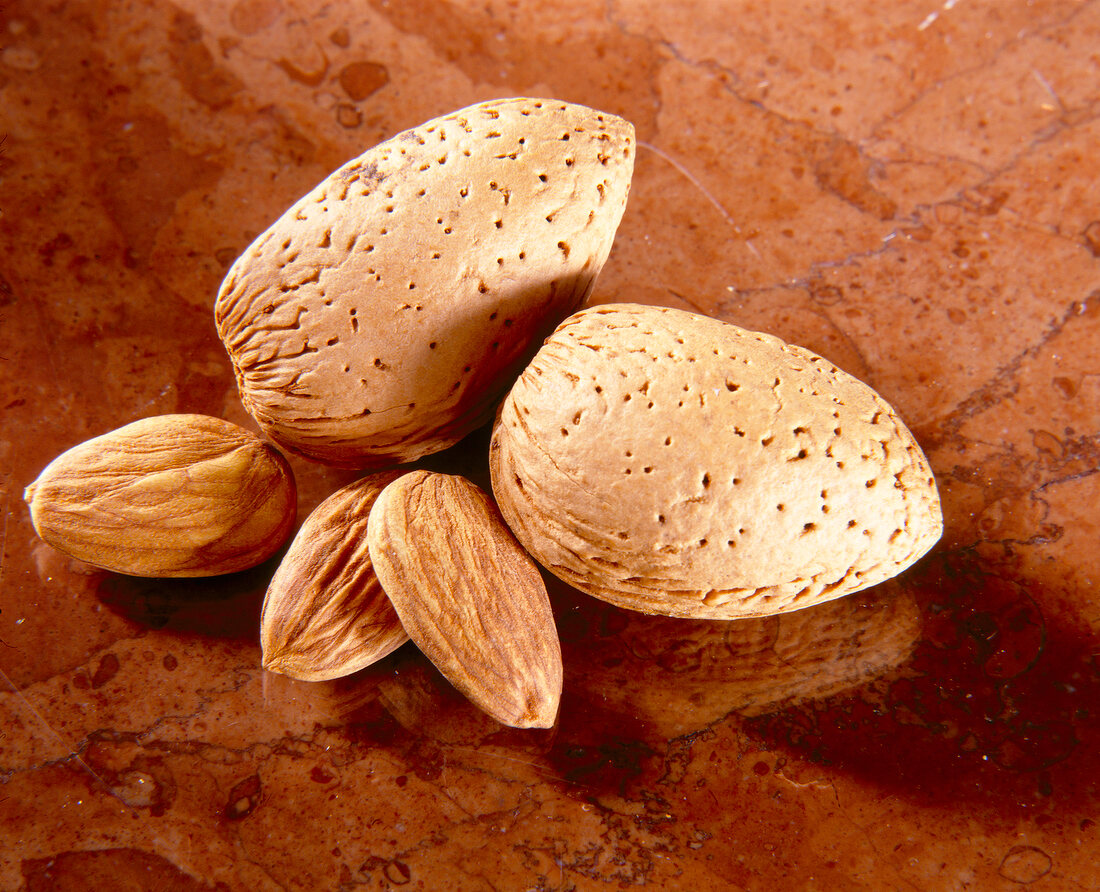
1, 0, 1099, 889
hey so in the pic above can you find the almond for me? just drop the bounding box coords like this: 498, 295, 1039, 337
261, 472, 409, 681
24, 414, 296, 577
215, 97, 635, 468
367, 470, 562, 728
490, 303, 942, 619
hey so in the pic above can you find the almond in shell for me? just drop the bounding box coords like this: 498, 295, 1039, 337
215, 97, 635, 468
490, 303, 943, 619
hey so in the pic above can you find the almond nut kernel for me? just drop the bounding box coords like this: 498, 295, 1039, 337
367, 470, 563, 728
24, 414, 297, 577
261, 472, 409, 681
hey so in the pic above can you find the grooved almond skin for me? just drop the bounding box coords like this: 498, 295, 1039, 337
261, 472, 409, 681
367, 470, 562, 729
490, 303, 943, 619
24, 414, 296, 577
215, 97, 635, 468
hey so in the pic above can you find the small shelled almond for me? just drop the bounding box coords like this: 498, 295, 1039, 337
367, 470, 563, 729
261, 472, 409, 681
24, 414, 296, 577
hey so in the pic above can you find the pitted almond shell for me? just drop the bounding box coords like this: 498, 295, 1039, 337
490, 303, 943, 619
215, 97, 635, 468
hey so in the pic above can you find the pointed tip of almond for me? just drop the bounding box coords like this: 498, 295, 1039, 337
260, 646, 318, 681
487, 688, 560, 729
261, 654, 326, 682
516, 708, 558, 730
260, 653, 287, 676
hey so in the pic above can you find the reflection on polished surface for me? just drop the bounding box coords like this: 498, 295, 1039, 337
750, 552, 1100, 812
2, 0, 1099, 888
558, 581, 922, 739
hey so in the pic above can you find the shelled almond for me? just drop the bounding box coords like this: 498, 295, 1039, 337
24, 414, 296, 577
367, 471, 562, 729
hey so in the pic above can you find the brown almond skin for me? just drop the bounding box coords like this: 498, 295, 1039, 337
215, 97, 635, 468
490, 303, 943, 619
261, 472, 409, 681
367, 470, 562, 729
24, 414, 296, 577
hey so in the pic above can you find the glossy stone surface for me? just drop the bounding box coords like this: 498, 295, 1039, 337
2, 1, 1098, 889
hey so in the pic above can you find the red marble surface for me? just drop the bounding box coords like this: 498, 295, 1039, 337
2, 0, 1099, 889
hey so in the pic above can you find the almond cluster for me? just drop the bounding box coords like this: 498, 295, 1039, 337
23, 98, 941, 729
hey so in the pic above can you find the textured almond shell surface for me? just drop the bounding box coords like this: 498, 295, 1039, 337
215, 97, 635, 468
24, 414, 296, 577
490, 303, 943, 619
367, 471, 563, 728
261, 472, 408, 681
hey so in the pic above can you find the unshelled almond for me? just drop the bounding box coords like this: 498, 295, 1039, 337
491, 303, 942, 619
214, 97, 634, 468
367, 470, 562, 729
261, 472, 408, 681
24, 414, 296, 577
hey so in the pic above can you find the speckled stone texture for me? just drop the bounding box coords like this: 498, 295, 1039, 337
1, 1, 1098, 889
